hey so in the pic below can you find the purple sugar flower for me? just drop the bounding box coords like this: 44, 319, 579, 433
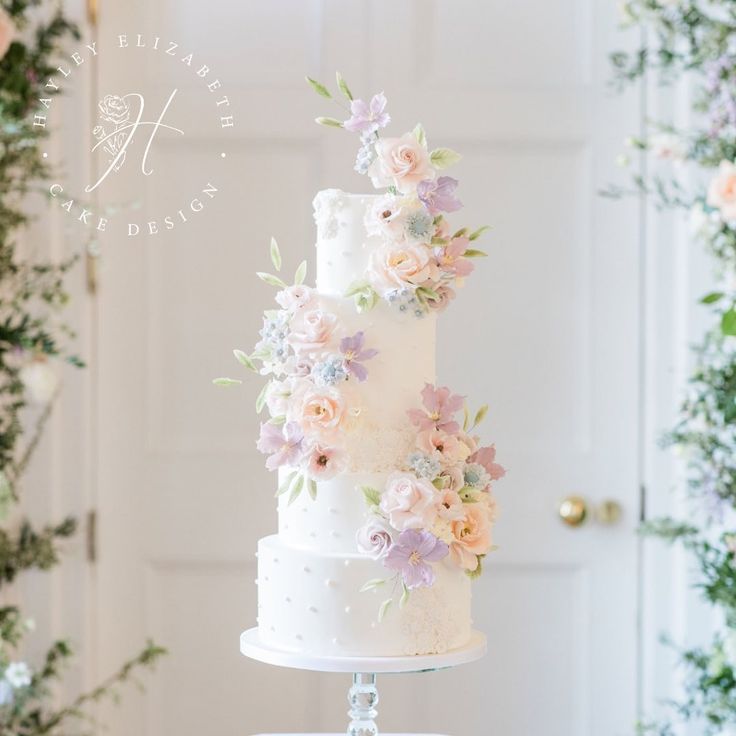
417, 176, 462, 215
256, 421, 303, 471
407, 383, 464, 433
339, 331, 378, 382
343, 92, 390, 134
384, 529, 449, 589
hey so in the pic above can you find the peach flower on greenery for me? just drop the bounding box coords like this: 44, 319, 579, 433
437, 488, 465, 521
302, 443, 347, 480
707, 160, 736, 221
417, 428, 472, 466
290, 384, 348, 440
369, 133, 434, 194
379, 471, 441, 532
288, 309, 337, 355
0, 8, 15, 62
449, 503, 492, 572
368, 242, 437, 296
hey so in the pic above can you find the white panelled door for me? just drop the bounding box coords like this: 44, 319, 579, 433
90, 2, 642, 735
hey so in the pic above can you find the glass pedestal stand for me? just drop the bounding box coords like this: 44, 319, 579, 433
240, 628, 487, 736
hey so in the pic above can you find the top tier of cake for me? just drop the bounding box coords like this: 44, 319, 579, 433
313, 189, 382, 296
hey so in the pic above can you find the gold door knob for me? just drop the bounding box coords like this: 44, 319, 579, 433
559, 495, 587, 527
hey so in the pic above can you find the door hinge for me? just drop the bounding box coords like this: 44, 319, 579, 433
86, 509, 97, 563
86, 0, 99, 28
638, 483, 647, 523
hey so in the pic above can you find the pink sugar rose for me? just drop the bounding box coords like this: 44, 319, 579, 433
291, 384, 348, 440
368, 242, 437, 296
379, 471, 441, 532
425, 284, 456, 312
449, 503, 492, 572
302, 443, 347, 480
708, 160, 736, 221
0, 8, 15, 62
288, 309, 337, 355
356, 518, 394, 560
417, 429, 472, 466
369, 133, 434, 194
275, 284, 316, 312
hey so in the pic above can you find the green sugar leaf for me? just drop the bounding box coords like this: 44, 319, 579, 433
469, 225, 491, 241
213, 377, 242, 387
412, 123, 427, 147
294, 260, 307, 285
361, 486, 381, 508
378, 598, 392, 623
256, 272, 288, 288
464, 248, 488, 258
255, 381, 270, 413
701, 291, 724, 304
336, 71, 353, 100
233, 349, 257, 372
430, 147, 462, 170
307, 478, 318, 500
315, 116, 343, 128
288, 474, 305, 505
306, 76, 332, 98
275, 471, 298, 497
360, 578, 386, 593
270, 237, 282, 271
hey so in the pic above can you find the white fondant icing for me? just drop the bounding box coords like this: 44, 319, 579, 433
257, 535, 471, 656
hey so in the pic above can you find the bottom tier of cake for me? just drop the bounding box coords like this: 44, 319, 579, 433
256, 535, 472, 657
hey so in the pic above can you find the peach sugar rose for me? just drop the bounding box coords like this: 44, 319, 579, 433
369, 133, 434, 194
368, 242, 437, 295
707, 160, 736, 221
449, 503, 492, 572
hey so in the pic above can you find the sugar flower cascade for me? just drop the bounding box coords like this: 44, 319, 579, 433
359, 384, 504, 617
307, 73, 490, 317
216, 73, 505, 632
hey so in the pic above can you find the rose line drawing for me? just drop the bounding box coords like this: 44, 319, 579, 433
85, 89, 184, 193
94, 94, 131, 171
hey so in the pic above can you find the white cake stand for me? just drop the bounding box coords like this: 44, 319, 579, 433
240, 627, 487, 735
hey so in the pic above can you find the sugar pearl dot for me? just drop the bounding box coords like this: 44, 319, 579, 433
370, 622, 377, 629
264, 575, 269, 582
309, 531, 317, 538
284, 523, 289, 530
344, 606, 351, 614
301, 507, 308, 514
270, 625, 276, 632
295, 634, 303, 640
332, 637, 340, 646
308, 605, 318, 613
303, 566, 311, 573
344, 559, 351, 567
328, 507, 338, 514
285, 596, 291, 603
254, 579, 259, 585
329, 530, 339, 538
325, 578, 337, 588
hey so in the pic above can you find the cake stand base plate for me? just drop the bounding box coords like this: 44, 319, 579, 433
240, 627, 486, 674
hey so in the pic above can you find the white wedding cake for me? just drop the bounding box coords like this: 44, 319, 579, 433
219, 77, 505, 658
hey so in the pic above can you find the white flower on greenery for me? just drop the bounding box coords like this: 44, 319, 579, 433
19, 357, 58, 405
649, 133, 686, 162
5, 662, 32, 689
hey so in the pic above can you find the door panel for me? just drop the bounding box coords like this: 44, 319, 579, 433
92, 2, 641, 734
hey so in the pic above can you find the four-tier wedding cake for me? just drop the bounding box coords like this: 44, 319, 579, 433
218, 74, 505, 658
